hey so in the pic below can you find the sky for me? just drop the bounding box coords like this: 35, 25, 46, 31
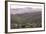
10, 4, 42, 9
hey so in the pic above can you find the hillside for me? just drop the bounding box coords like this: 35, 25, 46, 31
11, 11, 42, 29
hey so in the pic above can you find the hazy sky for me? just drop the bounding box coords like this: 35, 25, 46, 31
10, 4, 42, 9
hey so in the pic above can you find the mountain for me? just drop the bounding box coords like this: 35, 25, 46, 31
11, 11, 42, 29
10, 7, 41, 14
